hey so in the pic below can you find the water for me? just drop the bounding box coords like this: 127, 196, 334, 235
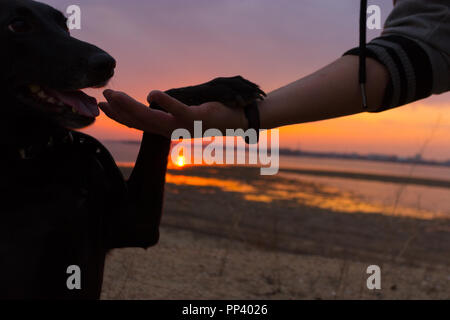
280, 156, 450, 181
103, 141, 450, 217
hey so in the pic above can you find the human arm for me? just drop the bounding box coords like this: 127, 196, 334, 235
99, 55, 390, 134
258, 55, 389, 129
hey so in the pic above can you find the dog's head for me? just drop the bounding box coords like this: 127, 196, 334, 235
0, 0, 115, 129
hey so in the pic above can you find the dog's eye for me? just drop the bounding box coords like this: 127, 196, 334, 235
8, 19, 32, 33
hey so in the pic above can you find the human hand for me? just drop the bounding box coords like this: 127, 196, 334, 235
99, 89, 249, 138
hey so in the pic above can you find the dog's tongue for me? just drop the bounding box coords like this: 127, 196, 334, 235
46, 89, 99, 117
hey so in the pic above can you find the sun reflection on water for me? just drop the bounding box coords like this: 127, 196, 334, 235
165, 173, 444, 220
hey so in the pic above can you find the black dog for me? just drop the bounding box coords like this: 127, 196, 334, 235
0, 0, 265, 299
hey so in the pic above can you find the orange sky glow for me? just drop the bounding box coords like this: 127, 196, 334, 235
43, 0, 449, 160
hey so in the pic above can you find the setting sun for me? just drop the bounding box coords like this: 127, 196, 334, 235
176, 156, 186, 168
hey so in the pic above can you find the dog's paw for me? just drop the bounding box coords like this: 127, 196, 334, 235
164, 76, 266, 109
205, 76, 266, 108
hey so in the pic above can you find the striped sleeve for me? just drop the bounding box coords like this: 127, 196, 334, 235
344, 35, 435, 112
344, 0, 450, 113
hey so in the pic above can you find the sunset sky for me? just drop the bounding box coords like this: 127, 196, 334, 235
44, 0, 450, 160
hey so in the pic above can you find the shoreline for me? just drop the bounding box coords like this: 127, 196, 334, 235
120, 164, 450, 189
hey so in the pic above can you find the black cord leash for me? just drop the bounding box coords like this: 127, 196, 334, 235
359, 0, 368, 109
244, 101, 261, 144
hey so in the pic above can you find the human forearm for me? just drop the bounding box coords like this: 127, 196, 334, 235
99, 56, 390, 137
259, 55, 390, 130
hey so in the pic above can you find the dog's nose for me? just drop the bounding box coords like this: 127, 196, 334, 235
88, 53, 116, 74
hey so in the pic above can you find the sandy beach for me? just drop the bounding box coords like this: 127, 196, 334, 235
101, 165, 450, 299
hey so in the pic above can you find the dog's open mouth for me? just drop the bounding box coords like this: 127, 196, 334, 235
25, 85, 99, 118
14, 84, 101, 128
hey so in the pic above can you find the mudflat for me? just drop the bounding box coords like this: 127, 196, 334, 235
102, 166, 450, 299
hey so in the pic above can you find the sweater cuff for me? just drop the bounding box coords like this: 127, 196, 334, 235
344, 35, 433, 112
